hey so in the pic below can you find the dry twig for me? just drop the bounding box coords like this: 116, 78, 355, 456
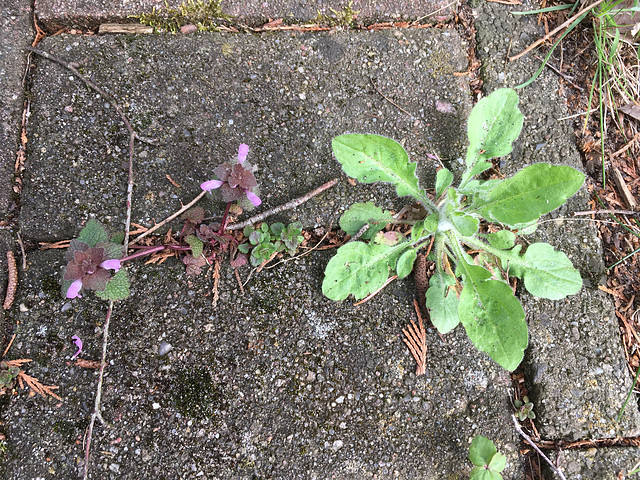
3, 251, 17, 310
402, 299, 428, 375
512, 415, 567, 480
227, 178, 339, 231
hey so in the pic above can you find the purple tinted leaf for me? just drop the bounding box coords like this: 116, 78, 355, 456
82, 268, 111, 291
219, 183, 244, 203
213, 162, 232, 182
180, 207, 205, 224
65, 239, 89, 262
230, 252, 248, 268
183, 254, 207, 276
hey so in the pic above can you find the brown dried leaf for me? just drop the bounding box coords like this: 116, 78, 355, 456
619, 103, 640, 121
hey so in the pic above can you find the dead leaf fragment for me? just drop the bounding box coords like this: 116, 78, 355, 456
619, 103, 640, 122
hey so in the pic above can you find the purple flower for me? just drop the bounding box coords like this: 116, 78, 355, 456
201, 144, 261, 207
63, 246, 121, 299
71, 335, 83, 359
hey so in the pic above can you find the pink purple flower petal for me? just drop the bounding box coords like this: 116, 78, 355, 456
244, 190, 262, 207
100, 259, 121, 271
201, 180, 224, 192
71, 335, 83, 360
67, 279, 83, 299
237, 143, 249, 164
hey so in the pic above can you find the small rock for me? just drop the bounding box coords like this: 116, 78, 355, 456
332, 440, 344, 451
152, 402, 161, 410
158, 341, 173, 356
181, 24, 198, 34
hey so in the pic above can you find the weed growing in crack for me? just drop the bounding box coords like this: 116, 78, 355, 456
322, 89, 585, 370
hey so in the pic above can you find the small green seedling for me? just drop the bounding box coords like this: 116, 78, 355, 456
239, 222, 304, 267
322, 88, 584, 370
469, 436, 506, 480
514, 395, 536, 421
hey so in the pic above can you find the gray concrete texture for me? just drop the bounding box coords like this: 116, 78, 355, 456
35, 0, 455, 30
1, 0, 639, 478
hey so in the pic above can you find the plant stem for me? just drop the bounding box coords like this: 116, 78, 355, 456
218, 202, 232, 234
511, 415, 568, 480
130, 190, 207, 245
83, 301, 114, 480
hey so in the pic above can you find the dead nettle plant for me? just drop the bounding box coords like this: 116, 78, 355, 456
322, 88, 585, 371
26, 46, 338, 479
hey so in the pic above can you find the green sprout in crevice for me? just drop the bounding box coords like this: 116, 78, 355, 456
314, 1, 360, 27
132, 0, 232, 33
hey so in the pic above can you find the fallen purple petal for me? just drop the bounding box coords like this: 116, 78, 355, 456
71, 335, 83, 359
201, 180, 224, 192
100, 259, 121, 271
237, 143, 249, 164
66, 279, 83, 299
245, 190, 262, 207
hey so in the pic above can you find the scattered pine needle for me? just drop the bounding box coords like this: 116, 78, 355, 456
403, 299, 427, 375
39, 239, 71, 250
212, 259, 221, 307
2, 360, 62, 400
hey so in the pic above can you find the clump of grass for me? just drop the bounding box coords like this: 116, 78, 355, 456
314, 1, 359, 27
133, 0, 231, 33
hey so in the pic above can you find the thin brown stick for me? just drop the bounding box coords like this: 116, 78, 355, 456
612, 132, 640, 158
512, 415, 567, 480
130, 190, 207, 245
509, 0, 605, 62
211, 260, 221, 308
2, 334, 16, 358
533, 55, 584, 91
370, 78, 412, 116
226, 178, 339, 231
574, 209, 640, 216
124, 132, 135, 250
234, 268, 245, 295
83, 301, 114, 480
25, 47, 156, 145
16, 232, 27, 269
3, 251, 17, 310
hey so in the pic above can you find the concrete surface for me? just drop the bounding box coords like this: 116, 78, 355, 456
0, 0, 639, 478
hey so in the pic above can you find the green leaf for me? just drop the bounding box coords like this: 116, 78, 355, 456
469, 436, 498, 467
396, 249, 417, 279
110, 232, 125, 244
185, 234, 204, 257
459, 265, 527, 371
95, 269, 130, 301
510, 242, 582, 300
451, 212, 479, 237
435, 168, 454, 198
270, 223, 285, 236
425, 271, 460, 334
339, 202, 394, 240
465, 89, 524, 175
488, 452, 506, 472
77, 218, 109, 247
332, 134, 422, 200
96, 241, 125, 260
487, 230, 516, 250
479, 163, 585, 226
322, 241, 408, 301
469, 467, 503, 480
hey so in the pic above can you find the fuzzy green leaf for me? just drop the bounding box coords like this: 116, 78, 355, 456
332, 134, 422, 200
465, 89, 524, 176
510, 242, 582, 299
425, 270, 460, 334
339, 202, 394, 240
459, 265, 527, 371
322, 241, 408, 301
487, 230, 516, 250
451, 212, 479, 237
396, 249, 417, 279
435, 168, 454, 198
185, 234, 204, 257
77, 219, 109, 247
479, 163, 585, 226
95, 269, 130, 301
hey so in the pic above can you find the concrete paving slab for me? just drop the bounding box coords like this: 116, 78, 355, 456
21, 29, 470, 242
0, 0, 32, 219
35, 0, 455, 30
549, 447, 640, 480
472, 0, 640, 440
1, 250, 523, 478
